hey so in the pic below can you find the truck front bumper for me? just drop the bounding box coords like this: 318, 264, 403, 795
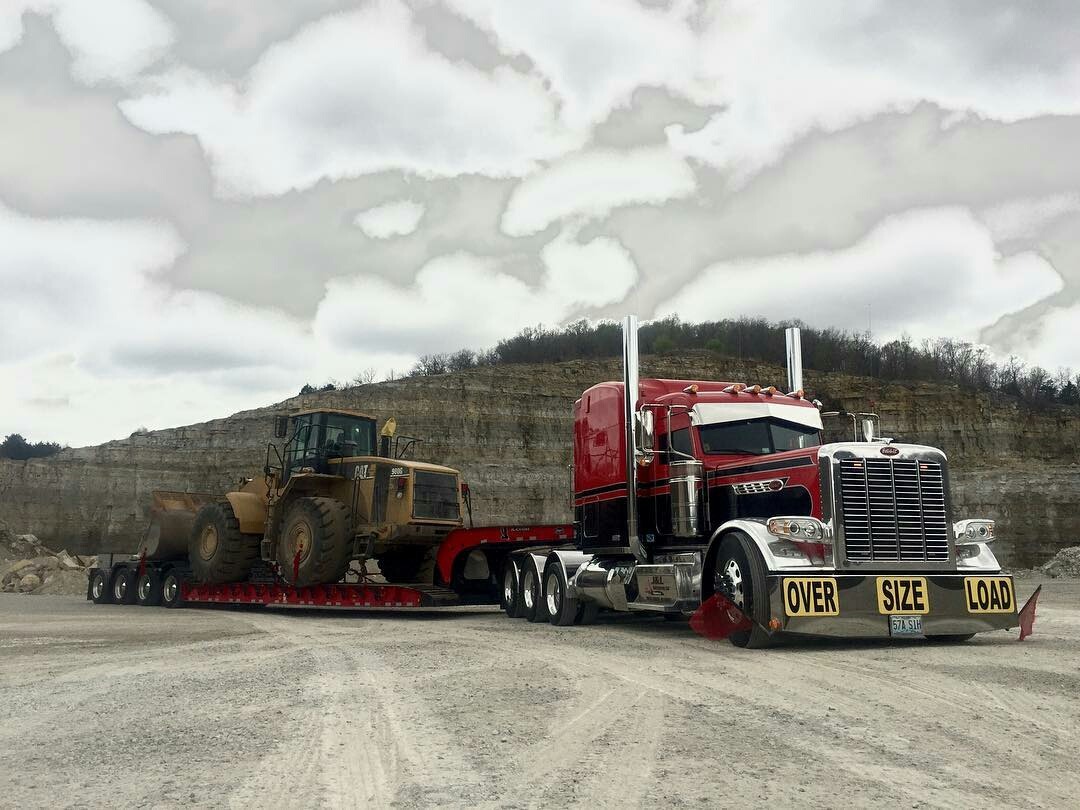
766, 573, 1020, 639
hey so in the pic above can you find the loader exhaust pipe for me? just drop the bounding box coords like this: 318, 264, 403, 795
622, 315, 646, 563
785, 327, 803, 393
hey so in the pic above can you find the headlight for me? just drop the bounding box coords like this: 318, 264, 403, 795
954, 519, 995, 544
767, 516, 826, 543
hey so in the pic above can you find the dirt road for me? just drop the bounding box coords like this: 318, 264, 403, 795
1, 577, 1077, 809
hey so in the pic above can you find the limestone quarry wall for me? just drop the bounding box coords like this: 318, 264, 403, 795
1, 353, 1076, 566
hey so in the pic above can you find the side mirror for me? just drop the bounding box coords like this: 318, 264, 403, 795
861, 417, 876, 443
273, 415, 289, 439
636, 410, 655, 460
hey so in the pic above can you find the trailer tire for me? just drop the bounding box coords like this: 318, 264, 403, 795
521, 561, 547, 623
189, 501, 260, 584
89, 570, 112, 604
544, 562, 578, 626
278, 497, 352, 587
161, 570, 184, 609
111, 567, 137, 605
502, 559, 524, 618
713, 533, 773, 649
376, 548, 436, 585
136, 569, 162, 606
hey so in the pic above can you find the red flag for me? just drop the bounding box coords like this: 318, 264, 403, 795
1018, 584, 1042, 641
690, 592, 753, 640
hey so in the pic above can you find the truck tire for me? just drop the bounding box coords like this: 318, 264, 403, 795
713, 532, 773, 649
136, 569, 162, 606
502, 559, 524, 618
189, 501, 260, 584
111, 567, 137, 605
544, 561, 578, 626
521, 561, 549, 623
90, 570, 112, 604
277, 497, 351, 587
161, 570, 184, 609
376, 548, 436, 584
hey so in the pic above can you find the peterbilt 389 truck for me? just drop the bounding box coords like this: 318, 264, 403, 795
89, 318, 1028, 647
497, 318, 1023, 647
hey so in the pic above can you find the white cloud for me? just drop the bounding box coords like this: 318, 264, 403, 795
0, 0, 175, 84
120, 1, 572, 196
541, 229, 637, 309
680, 1, 1080, 179
353, 199, 425, 239
658, 207, 1064, 345
1015, 304, 1080, 371
978, 193, 1080, 242
501, 147, 697, 236
445, 0, 699, 129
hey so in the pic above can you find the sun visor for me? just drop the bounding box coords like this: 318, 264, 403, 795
691, 402, 823, 430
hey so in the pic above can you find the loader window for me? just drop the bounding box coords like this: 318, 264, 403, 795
323, 415, 377, 458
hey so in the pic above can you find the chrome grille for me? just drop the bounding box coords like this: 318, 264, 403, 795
839, 457, 949, 562
412, 471, 460, 521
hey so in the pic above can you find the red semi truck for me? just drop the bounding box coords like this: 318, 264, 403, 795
88, 319, 1026, 647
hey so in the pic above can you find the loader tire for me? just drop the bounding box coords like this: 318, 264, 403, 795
189, 501, 260, 584
277, 497, 351, 587
376, 548, 436, 584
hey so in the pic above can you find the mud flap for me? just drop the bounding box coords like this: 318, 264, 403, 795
1018, 584, 1042, 641
689, 593, 758, 641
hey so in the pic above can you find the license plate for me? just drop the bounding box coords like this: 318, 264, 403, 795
875, 576, 929, 615
963, 576, 1015, 614
889, 615, 924, 636
782, 577, 840, 616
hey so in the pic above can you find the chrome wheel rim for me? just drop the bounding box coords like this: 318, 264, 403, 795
113, 576, 127, 601
92, 576, 104, 599
723, 558, 745, 608
522, 569, 535, 609
163, 577, 177, 604
545, 572, 561, 615
503, 566, 516, 605
138, 577, 151, 601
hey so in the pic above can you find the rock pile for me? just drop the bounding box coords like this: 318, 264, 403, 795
0, 527, 96, 595
1039, 546, 1080, 579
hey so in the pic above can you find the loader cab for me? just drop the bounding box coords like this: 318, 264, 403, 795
281, 409, 378, 479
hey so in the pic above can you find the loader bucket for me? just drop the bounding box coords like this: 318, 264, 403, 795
138, 490, 217, 561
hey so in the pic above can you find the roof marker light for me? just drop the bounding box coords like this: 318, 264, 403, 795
723, 383, 746, 395
747, 385, 762, 395
764, 386, 777, 396
683, 384, 699, 394
786, 389, 805, 400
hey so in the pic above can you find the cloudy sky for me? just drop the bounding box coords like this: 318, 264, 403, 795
3, 0, 1080, 447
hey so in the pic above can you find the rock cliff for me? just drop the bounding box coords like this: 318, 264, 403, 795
1, 353, 1076, 566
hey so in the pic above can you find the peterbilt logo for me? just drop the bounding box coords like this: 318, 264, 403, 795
880, 446, 900, 456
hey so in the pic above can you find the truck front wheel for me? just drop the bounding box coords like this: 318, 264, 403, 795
277, 497, 351, 587
189, 501, 260, 584
713, 533, 773, 649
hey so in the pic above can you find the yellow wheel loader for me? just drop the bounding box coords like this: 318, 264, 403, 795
140, 409, 467, 587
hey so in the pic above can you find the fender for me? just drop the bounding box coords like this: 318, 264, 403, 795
225, 491, 268, 535
703, 519, 824, 583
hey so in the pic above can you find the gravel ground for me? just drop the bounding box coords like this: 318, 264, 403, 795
0, 575, 1077, 809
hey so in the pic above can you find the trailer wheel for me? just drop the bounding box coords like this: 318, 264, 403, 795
502, 559, 524, 618
713, 533, 773, 649
277, 497, 352, 587
111, 567, 137, 605
189, 501, 260, 584
521, 561, 548, 623
89, 570, 112, 604
544, 562, 578, 626
161, 570, 184, 609
136, 569, 162, 606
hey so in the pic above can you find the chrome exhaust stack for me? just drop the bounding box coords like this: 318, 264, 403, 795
622, 315, 647, 563
785, 327, 803, 393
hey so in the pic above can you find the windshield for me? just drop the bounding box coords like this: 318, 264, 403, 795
697, 418, 820, 456
322, 415, 377, 457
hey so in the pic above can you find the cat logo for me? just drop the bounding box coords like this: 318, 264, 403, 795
782, 577, 840, 616
964, 576, 1015, 614
876, 576, 929, 615
352, 464, 369, 480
